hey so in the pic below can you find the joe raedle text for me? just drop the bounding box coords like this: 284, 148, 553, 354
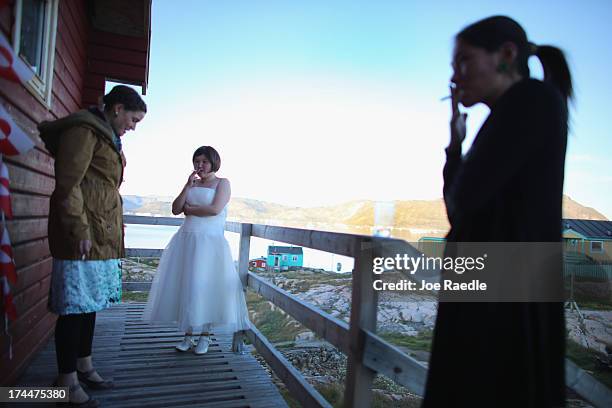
371, 254, 488, 293
372, 279, 487, 291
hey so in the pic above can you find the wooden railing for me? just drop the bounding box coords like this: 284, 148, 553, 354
123, 215, 612, 408
123, 215, 430, 408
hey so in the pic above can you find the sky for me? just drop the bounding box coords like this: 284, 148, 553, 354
115, 0, 612, 218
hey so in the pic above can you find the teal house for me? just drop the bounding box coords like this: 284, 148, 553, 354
267, 246, 304, 271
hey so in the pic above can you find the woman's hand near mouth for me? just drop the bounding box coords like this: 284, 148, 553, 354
187, 170, 199, 186
448, 84, 467, 153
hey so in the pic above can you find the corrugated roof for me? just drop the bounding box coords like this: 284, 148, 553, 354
563, 219, 612, 239
267, 246, 303, 255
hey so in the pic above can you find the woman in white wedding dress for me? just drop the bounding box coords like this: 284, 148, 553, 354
143, 146, 250, 354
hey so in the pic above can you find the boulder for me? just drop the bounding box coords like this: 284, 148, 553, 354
295, 331, 315, 342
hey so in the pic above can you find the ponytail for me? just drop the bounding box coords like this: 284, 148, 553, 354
533, 45, 573, 103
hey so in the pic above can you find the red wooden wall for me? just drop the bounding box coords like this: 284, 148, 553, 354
83, 29, 149, 107
0, 0, 89, 385
0, 0, 150, 385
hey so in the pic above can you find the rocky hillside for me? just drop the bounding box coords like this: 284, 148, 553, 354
123, 194, 608, 240
563, 195, 609, 220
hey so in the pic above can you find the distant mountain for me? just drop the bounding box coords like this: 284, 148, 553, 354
123, 196, 143, 212
123, 195, 175, 216
562, 195, 608, 221
344, 199, 449, 231
122, 194, 608, 239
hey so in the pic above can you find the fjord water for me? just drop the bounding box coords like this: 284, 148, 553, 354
124, 224, 355, 273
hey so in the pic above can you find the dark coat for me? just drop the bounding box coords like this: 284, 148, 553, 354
39, 109, 125, 260
423, 79, 567, 407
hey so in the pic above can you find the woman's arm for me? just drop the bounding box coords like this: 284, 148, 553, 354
184, 178, 231, 216
442, 148, 463, 224
172, 171, 197, 215
444, 83, 565, 220
442, 85, 468, 223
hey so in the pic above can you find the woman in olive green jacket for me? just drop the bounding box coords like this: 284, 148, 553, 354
39, 85, 146, 407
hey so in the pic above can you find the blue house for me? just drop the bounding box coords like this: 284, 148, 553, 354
562, 219, 612, 264
267, 246, 304, 271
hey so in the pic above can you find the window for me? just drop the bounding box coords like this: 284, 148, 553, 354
12, 0, 58, 106
292, 256, 298, 262
282, 255, 287, 261
591, 241, 603, 253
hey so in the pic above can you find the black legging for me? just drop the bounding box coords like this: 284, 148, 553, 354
54, 312, 96, 373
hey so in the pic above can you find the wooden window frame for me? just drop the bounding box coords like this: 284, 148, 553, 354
12, 0, 59, 107
590, 241, 603, 253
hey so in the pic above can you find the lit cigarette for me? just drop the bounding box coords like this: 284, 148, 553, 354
440, 95, 451, 101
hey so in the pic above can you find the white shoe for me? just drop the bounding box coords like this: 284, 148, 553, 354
175, 335, 195, 352
194, 336, 210, 355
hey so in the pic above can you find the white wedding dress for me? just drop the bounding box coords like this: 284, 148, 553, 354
143, 187, 250, 333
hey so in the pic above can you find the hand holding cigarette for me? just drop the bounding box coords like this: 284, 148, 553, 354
448, 85, 467, 151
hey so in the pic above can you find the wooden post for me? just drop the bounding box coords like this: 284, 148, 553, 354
238, 223, 252, 289
344, 237, 378, 408
233, 223, 252, 352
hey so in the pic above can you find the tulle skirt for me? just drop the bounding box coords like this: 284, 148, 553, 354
143, 226, 250, 333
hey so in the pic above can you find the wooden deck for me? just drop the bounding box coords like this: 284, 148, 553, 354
15, 303, 288, 408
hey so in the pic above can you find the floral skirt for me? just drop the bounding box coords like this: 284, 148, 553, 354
48, 258, 122, 315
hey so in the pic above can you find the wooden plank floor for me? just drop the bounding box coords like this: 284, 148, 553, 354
15, 303, 288, 408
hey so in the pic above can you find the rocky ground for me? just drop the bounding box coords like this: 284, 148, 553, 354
264, 270, 438, 337
253, 344, 423, 407
122, 257, 158, 281
566, 309, 612, 354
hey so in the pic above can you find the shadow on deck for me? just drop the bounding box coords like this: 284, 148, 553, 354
15, 303, 288, 408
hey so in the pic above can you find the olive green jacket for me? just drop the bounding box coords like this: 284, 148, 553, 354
39, 109, 125, 260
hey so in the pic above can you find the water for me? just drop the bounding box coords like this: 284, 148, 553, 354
125, 224, 354, 273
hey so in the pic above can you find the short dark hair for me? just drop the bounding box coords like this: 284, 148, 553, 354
192, 146, 221, 172
102, 85, 147, 113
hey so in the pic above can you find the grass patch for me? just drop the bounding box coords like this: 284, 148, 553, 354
279, 388, 301, 408
566, 338, 612, 388
275, 342, 296, 349
257, 270, 352, 290
575, 300, 612, 311
125, 257, 160, 268
122, 291, 149, 302
257, 310, 301, 343
379, 330, 433, 352
246, 291, 306, 343
371, 393, 421, 408
316, 382, 344, 407
315, 382, 421, 408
